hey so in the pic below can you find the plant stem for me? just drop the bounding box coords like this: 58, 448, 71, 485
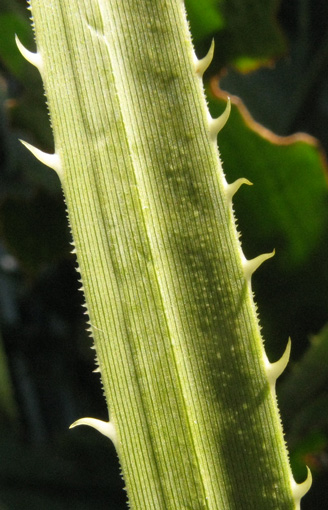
22, 1, 310, 508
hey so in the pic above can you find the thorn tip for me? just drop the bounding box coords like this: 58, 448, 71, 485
266, 338, 291, 387
226, 178, 253, 203
292, 467, 312, 506
243, 249, 275, 281
15, 34, 43, 70
20, 139, 63, 179
209, 98, 231, 140
70, 417, 117, 448
195, 39, 215, 76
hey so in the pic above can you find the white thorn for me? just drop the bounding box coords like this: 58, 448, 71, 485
209, 98, 231, 140
93, 367, 101, 373
225, 178, 253, 204
20, 140, 63, 179
15, 34, 43, 71
243, 250, 275, 281
266, 338, 291, 388
292, 467, 312, 509
70, 418, 117, 448
194, 39, 215, 77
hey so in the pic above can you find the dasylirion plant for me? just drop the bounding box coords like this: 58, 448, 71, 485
17, 1, 312, 508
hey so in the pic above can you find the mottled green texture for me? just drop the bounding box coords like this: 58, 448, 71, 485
27, 1, 297, 508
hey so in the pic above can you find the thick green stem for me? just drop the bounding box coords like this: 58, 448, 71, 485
21, 1, 311, 508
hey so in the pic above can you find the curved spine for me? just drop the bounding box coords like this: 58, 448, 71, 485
291, 467, 312, 509
265, 338, 291, 388
225, 177, 253, 204
194, 39, 215, 77
70, 417, 118, 448
15, 34, 43, 72
208, 98, 231, 140
242, 249, 275, 282
19, 140, 63, 179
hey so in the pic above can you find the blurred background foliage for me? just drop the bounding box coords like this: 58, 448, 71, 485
0, 0, 327, 508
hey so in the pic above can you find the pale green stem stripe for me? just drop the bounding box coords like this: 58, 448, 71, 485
26, 0, 299, 508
